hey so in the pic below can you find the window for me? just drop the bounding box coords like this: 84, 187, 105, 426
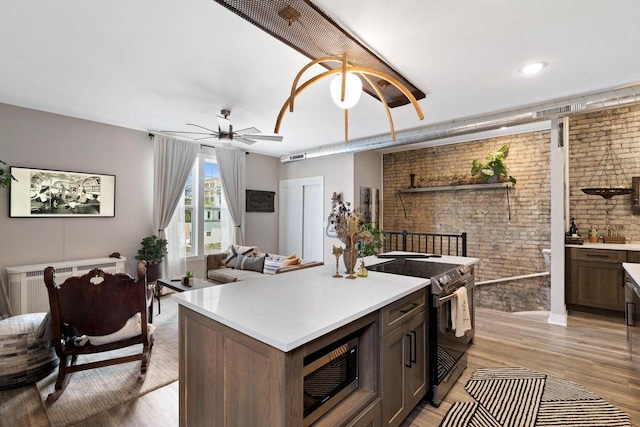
182, 154, 226, 257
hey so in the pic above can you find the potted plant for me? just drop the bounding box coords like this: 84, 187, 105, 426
135, 235, 168, 283
183, 271, 194, 287
357, 222, 384, 257
0, 160, 17, 188
471, 145, 517, 184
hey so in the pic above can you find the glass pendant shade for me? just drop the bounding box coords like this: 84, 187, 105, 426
330, 72, 362, 109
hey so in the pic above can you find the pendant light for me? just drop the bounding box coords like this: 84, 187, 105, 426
330, 72, 362, 109
581, 129, 633, 199
275, 54, 424, 142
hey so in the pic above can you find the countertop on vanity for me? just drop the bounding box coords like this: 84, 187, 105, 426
566, 242, 640, 251
173, 252, 479, 352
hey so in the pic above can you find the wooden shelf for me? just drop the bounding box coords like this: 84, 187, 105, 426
399, 182, 514, 193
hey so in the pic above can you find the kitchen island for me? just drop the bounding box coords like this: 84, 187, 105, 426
173, 253, 478, 426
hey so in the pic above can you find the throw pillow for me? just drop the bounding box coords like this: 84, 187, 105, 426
235, 254, 266, 273
263, 255, 284, 275
281, 257, 300, 267
207, 270, 239, 284
225, 245, 258, 268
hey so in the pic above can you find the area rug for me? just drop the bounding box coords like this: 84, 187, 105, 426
36, 296, 179, 427
440, 367, 631, 427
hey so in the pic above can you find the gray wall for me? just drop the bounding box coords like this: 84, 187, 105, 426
245, 153, 280, 254
0, 103, 154, 312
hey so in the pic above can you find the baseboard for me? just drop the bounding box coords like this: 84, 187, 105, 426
547, 310, 567, 326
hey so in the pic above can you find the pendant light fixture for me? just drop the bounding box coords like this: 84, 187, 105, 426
329, 72, 362, 109
581, 129, 633, 199
275, 54, 424, 142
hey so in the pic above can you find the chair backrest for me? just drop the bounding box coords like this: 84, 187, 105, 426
44, 261, 148, 338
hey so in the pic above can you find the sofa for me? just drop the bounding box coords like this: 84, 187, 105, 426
205, 244, 323, 284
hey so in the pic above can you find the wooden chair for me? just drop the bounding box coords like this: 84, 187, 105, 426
43, 261, 154, 402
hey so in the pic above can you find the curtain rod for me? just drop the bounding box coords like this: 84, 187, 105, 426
148, 134, 249, 154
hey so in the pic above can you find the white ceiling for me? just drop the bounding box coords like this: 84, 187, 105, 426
1, 0, 640, 158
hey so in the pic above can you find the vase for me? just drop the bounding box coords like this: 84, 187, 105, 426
343, 248, 357, 274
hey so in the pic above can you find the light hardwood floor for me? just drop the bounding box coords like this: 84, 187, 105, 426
2, 307, 638, 426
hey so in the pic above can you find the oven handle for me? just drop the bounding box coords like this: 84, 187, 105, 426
438, 293, 457, 305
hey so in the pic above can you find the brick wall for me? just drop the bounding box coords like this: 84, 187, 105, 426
383, 131, 552, 312
568, 105, 640, 241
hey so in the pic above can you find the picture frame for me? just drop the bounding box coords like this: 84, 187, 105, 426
9, 166, 116, 218
246, 190, 275, 213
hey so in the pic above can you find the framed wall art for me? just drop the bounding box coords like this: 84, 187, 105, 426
246, 189, 275, 213
9, 166, 116, 218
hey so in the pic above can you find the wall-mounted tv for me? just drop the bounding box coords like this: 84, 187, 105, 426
9, 167, 115, 218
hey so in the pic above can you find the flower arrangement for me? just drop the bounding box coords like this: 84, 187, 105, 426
326, 192, 374, 248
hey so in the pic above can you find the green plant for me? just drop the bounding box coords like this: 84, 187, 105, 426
135, 235, 168, 264
0, 160, 17, 188
185, 271, 193, 279
357, 222, 385, 257
471, 144, 517, 184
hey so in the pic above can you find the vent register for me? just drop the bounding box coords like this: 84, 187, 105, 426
211, 0, 425, 108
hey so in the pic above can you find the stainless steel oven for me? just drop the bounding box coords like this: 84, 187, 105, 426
625, 273, 640, 362
368, 258, 475, 407
431, 270, 474, 406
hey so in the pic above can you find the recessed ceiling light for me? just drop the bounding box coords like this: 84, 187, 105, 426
518, 62, 547, 75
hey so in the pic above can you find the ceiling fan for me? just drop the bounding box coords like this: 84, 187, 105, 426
160, 109, 283, 145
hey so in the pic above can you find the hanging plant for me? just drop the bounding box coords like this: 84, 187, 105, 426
471, 145, 517, 184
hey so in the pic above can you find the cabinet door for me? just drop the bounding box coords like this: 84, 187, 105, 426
381, 325, 408, 427
405, 311, 427, 409
571, 260, 625, 311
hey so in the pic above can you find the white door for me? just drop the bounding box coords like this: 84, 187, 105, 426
279, 177, 324, 261
280, 184, 304, 257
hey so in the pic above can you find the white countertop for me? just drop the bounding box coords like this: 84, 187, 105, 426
173, 252, 479, 352
623, 262, 640, 284
566, 242, 640, 251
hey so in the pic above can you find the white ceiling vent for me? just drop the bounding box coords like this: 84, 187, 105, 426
286, 153, 306, 161
534, 103, 586, 119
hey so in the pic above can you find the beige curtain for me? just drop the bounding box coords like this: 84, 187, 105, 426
153, 136, 199, 277
214, 147, 245, 245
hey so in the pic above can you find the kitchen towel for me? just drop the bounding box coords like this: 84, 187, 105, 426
451, 286, 471, 337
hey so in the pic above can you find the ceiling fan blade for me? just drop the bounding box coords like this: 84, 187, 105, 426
235, 127, 260, 135
234, 137, 258, 145
159, 130, 214, 135
241, 134, 284, 142
194, 136, 218, 141
216, 115, 231, 134
186, 123, 218, 133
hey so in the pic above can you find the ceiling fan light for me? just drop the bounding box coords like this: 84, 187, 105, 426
330, 72, 362, 109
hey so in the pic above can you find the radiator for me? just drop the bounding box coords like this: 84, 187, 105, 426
7, 257, 127, 315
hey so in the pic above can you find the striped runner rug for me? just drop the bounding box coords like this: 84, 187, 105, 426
440, 367, 631, 427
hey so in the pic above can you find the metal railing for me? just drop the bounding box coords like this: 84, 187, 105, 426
381, 230, 467, 257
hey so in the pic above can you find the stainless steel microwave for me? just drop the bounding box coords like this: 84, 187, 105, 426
303, 336, 359, 426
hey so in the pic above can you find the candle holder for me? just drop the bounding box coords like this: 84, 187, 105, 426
346, 232, 357, 279
332, 246, 343, 278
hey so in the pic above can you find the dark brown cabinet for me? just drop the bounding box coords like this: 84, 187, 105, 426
380, 291, 427, 427
566, 248, 628, 316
